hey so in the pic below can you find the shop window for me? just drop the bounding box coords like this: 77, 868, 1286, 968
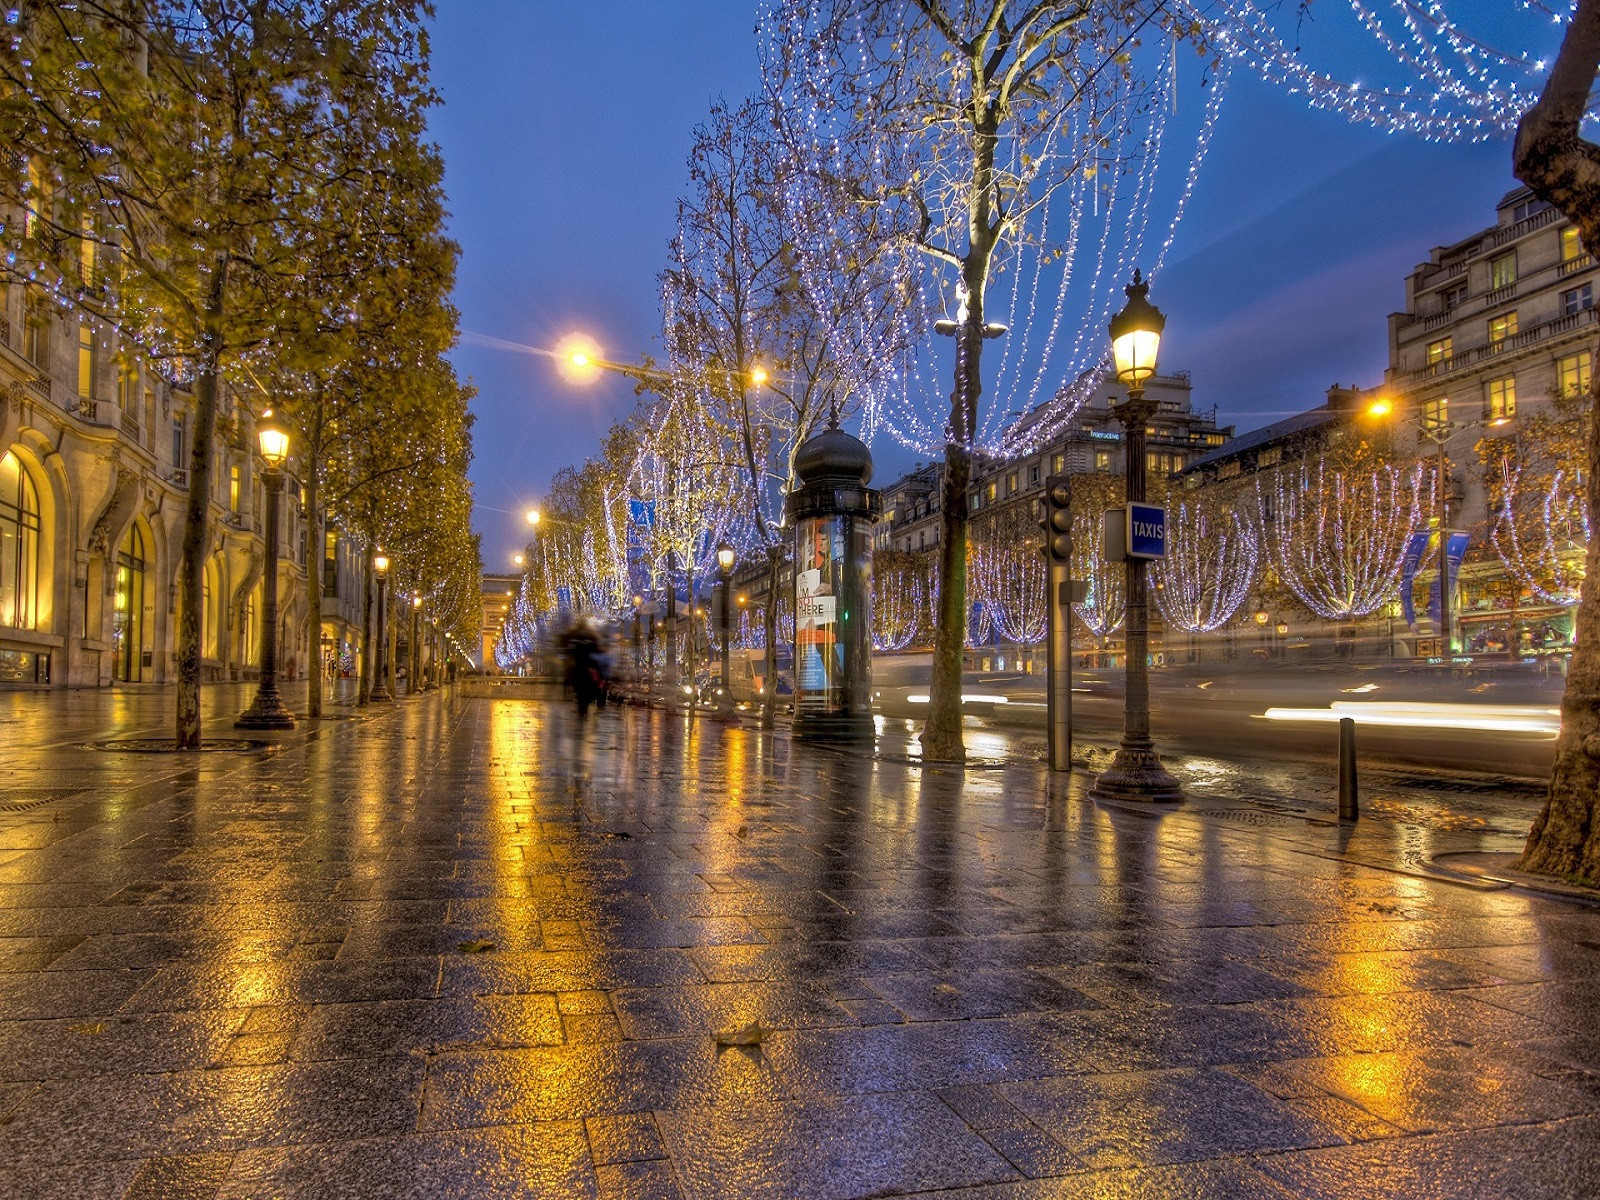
0, 451, 43, 631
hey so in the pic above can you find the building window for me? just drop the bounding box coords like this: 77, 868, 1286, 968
970, 491, 981, 512
1028, 464, 1040, 485
172, 411, 188, 470
1094, 449, 1111, 472
1563, 226, 1585, 262
1426, 337, 1452, 368
1442, 284, 1467, 312
1422, 396, 1449, 430
117, 360, 137, 413
1512, 197, 1549, 222
1490, 252, 1516, 290
1051, 453, 1065, 475
1218, 460, 1241, 481
1005, 471, 1017, 495
229, 464, 241, 513
77, 324, 96, 399
1562, 284, 1593, 315
23, 295, 49, 368
984, 481, 997, 503
0, 451, 42, 631
1488, 311, 1517, 347
1487, 376, 1517, 421
1559, 352, 1592, 400
1257, 447, 1281, 469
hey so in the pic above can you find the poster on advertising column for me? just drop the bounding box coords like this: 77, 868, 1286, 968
795, 516, 841, 709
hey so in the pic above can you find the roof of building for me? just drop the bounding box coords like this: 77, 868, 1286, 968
1175, 407, 1344, 477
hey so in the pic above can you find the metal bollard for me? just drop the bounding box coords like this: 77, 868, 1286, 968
1338, 716, 1359, 821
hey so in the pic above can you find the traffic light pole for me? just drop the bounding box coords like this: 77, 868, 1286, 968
1045, 476, 1072, 773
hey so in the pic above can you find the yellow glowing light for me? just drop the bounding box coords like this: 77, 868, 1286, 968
555, 333, 603, 384
526, 509, 541, 527
750, 365, 769, 386
1366, 398, 1394, 418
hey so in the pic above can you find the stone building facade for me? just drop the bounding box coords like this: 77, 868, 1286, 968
0, 288, 366, 688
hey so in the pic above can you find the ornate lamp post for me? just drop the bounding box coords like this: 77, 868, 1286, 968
716, 541, 736, 712
1091, 272, 1182, 803
371, 552, 392, 701
236, 411, 296, 729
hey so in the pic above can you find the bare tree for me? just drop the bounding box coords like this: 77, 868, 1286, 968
768, 0, 1182, 761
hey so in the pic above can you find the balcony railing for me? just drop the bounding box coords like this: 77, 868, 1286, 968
1559, 254, 1595, 277
1482, 283, 1517, 308
119, 411, 139, 440
1485, 204, 1563, 248
25, 375, 49, 400
1401, 306, 1598, 383
168, 467, 189, 488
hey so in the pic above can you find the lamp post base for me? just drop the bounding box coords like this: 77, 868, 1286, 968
1089, 743, 1182, 804
235, 686, 297, 730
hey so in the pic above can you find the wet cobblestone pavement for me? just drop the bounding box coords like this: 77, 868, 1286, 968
1, 686, 1598, 1198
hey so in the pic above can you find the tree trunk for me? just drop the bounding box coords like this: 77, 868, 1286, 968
174, 262, 229, 750
1511, 0, 1600, 882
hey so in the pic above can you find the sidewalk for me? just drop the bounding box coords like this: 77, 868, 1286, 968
0, 687, 1597, 1198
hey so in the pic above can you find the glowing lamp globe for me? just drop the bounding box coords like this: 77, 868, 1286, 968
374, 553, 389, 576
716, 541, 736, 573
1108, 270, 1165, 387
257, 411, 290, 470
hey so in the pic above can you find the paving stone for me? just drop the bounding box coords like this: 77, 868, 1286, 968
999, 1066, 1346, 1168
216, 1122, 597, 1199
657, 1092, 1020, 1199
0, 687, 1594, 1198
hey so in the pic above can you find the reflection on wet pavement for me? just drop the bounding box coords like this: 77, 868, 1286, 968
0, 685, 1596, 1198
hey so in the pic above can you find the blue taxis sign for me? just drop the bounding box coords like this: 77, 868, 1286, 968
1126, 502, 1166, 559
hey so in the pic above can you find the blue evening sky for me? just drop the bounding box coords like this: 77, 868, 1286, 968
428, 3, 1524, 571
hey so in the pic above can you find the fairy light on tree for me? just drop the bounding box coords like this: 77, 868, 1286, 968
765, 0, 1239, 762
1070, 472, 1126, 642
1480, 412, 1590, 607
1154, 490, 1261, 634
872, 550, 931, 651
970, 504, 1049, 646
1262, 442, 1431, 621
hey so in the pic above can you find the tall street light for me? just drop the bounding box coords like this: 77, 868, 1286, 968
717, 541, 735, 713
1366, 396, 1507, 658
1091, 272, 1182, 804
371, 552, 392, 701
237, 411, 296, 729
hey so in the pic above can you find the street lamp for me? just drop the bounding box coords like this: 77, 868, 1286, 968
525, 508, 541, 527
1365, 397, 1507, 658
236, 411, 295, 729
717, 541, 735, 712
1091, 271, 1182, 804
371, 551, 391, 701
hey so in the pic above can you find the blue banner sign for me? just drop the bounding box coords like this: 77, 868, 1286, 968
1126, 502, 1166, 559
1399, 530, 1431, 627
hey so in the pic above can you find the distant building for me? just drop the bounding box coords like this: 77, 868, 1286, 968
1384, 185, 1595, 655
877, 371, 1233, 558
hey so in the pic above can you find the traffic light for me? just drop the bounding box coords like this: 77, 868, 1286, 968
1045, 475, 1071, 563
